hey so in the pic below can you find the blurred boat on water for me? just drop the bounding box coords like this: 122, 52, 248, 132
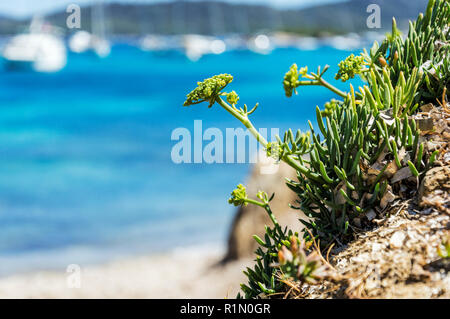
68, 31, 111, 58
326, 33, 362, 51
294, 37, 319, 51
139, 34, 176, 53
269, 32, 319, 51
91, 0, 110, 58
91, 36, 111, 58
2, 17, 66, 72
68, 1, 110, 58
247, 34, 273, 55
182, 34, 226, 61
68, 30, 92, 53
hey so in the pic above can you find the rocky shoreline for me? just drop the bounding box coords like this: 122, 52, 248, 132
0, 245, 252, 298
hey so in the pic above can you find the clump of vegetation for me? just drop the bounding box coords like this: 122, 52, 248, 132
184, 0, 449, 299
437, 233, 450, 259
228, 185, 289, 298
183, 74, 233, 107
228, 185, 334, 298
274, 236, 334, 286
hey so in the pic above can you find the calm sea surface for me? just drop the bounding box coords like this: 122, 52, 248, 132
0, 44, 358, 275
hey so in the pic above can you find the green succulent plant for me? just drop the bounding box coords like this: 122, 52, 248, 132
183, 0, 448, 299
275, 236, 332, 285
437, 234, 450, 259
335, 53, 368, 82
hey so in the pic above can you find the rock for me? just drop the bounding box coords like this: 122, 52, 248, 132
380, 187, 396, 210
385, 161, 399, 178
444, 152, 450, 164
365, 209, 376, 221
419, 166, 450, 198
416, 118, 434, 132
335, 181, 347, 205
418, 166, 450, 212
371, 242, 383, 253
390, 231, 406, 249
391, 166, 413, 184
420, 103, 435, 112
353, 218, 361, 227
223, 155, 304, 262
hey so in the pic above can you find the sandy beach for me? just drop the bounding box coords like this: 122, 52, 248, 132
0, 246, 252, 299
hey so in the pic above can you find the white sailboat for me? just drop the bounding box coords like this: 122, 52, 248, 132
2, 17, 67, 72
68, 30, 92, 53
68, 1, 110, 57
137, 4, 174, 53
248, 34, 273, 55
326, 33, 361, 51
178, 1, 226, 61
91, 1, 110, 58
139, 34, 178, 53
182, 34, 226, 61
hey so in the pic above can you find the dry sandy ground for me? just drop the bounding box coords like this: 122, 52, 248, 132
0, 246, 252, 298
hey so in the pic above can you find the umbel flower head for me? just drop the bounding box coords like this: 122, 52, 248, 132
321, 99, 340, 117
228, 184, 248, 206
226, 91, 240, 105
184, 74, 233, 107
335, 54, 366, 82
266, 142, 284, 161
283, 64, 308, 97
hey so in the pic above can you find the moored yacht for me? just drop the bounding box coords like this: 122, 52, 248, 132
2, 17, 66, 72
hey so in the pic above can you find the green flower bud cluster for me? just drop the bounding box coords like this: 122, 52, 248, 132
226, 91, 240, 105
335, 54, 366, 82
256, 190, 269, 203
283, 64, 308, 97
321, 99, 340, 117
183, 74, 233, 107
437, 234, 450, 259
228, 184, 248, 207
275, 236, 331, 285
266, 142, 284, 161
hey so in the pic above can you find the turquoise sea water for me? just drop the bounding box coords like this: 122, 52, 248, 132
0, 44, 357, 275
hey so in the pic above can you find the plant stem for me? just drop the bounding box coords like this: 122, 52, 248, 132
216, 97, 310, 171
216, 97, 268, 147
243, 198, 284, 237
317, 78, 347, 98
297, 78, 347, 99
264, 205, 283, 236
216, 96, 307, 175
245, 198, 266, 207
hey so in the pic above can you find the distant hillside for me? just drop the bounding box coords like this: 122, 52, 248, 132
0, 0, 429, 36
0, 14, 23, 35
284, 0, 429, 34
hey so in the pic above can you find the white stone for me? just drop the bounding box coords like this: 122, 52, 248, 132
390, 231, 406, 249
365, 209, 377, 221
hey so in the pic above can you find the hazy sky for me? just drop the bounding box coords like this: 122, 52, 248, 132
0, 0, 347, 18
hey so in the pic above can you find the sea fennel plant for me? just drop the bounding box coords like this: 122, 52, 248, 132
183, 0, 448, 298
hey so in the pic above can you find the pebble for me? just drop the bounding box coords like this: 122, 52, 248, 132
366, 209, 377, 221
390, 231, 406, 249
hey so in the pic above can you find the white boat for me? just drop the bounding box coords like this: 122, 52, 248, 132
326, 33, 361, 51
248, 34, 273, 55
68, 32, 110, 58
182, 34, 226, 61
68, 1, 111, 58
2, 18, 66, 72
139, 35, 172, 52
68, 30, 92, 53
91, 36, 111, 58
91, 1, 110, 58
295, 36, 319, 51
